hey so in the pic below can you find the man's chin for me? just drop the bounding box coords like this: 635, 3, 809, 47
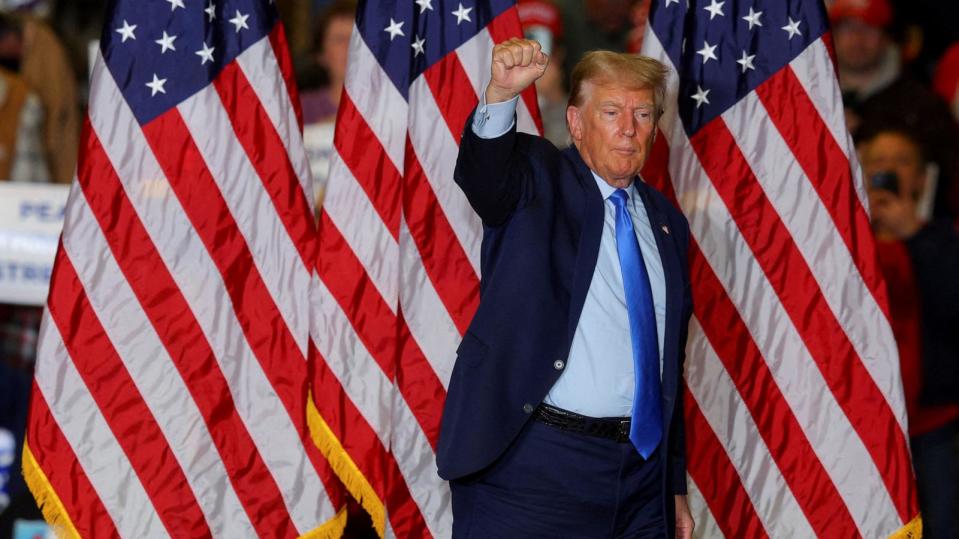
612, 164, 643, 180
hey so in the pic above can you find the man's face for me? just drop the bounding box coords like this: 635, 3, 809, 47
318, 16, 353, 85
834, 18, 887, 74
567, 82, 656, 187
861, 132, 925, 200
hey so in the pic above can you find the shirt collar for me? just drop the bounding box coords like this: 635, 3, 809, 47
590, 171, 640, 203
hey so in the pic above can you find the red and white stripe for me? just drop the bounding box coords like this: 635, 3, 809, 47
641, 26, 918, 538
28, 27, 343, 537
311, 6, 539, 536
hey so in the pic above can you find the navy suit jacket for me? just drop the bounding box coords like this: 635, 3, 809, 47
436, 115, 693, 501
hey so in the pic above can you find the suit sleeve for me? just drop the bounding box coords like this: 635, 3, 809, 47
670, 214, 692, 495
453, 108, 529, 227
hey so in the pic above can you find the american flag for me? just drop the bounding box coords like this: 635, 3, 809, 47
306, 0, 540, 536
23, 0, 345, 536
639, 0, 920, 536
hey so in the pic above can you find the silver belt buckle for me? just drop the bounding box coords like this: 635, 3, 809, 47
618, 419, 630, 443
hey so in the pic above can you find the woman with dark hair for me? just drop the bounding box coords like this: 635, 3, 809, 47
299, 0, 354, 208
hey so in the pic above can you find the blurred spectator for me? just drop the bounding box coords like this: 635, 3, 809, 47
298, 0, 353, 209
0, 0, 49, 17
0, 11, 78, 184
47, 0, 106, 92
276, 0, 312, 61
830, 0, 898, 132
554, 0, 631, 75
888, 0, 959, 79
518, 0, 562, 58
860, 128, 959, 539
831, 0, 959, 219
0, 66, 47, 182
625, 0, 649, 54
518, 0, 568, 147
301, 0, 352, 125
933, 43, 959, 121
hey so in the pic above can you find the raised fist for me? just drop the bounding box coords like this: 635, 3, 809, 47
486, 38, 549, 104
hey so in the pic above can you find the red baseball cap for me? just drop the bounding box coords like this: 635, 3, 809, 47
517, 0, 563, 40
827, 0, 893, 29
934, 43, 959, 105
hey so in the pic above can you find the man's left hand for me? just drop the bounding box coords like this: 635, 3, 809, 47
675, 495, 694, 539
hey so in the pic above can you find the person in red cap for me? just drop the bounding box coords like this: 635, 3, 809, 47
830, 0, 959, 221
933, 43, 959, 120
829, 0, 897, 133
517, 0, 570, 147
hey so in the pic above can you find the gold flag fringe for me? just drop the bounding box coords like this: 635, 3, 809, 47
307, 393, 386, 537
26, 437, 349, 538
21, 441, 80, 539
889, 514, 923, 539
300, 505, 348, 539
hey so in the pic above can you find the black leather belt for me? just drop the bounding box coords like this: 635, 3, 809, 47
533, 403, 631, 443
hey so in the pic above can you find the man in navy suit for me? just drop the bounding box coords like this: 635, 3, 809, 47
437, 38, 695, 538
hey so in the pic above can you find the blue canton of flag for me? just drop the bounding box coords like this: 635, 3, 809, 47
102, 0, 276, 124
356, 0, 514, 99
651, 0, 826, 134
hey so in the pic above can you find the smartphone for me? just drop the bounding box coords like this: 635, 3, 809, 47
870, 171, 899, 195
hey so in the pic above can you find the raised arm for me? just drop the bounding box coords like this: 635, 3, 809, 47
453, 39, 548, 226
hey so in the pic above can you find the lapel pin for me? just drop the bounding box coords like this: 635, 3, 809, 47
661, 225, 670, 235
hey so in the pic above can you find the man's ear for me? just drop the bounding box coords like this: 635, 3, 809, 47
567, 105, 582, 141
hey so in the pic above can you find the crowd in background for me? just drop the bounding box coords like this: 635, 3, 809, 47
0, 0, 957, 536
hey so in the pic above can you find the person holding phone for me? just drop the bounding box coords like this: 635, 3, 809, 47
860, 127, 959, 539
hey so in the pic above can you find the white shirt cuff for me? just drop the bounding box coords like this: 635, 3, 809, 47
471, 95, 519, 139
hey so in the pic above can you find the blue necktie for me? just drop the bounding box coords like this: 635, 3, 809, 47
610, 189, 662, 459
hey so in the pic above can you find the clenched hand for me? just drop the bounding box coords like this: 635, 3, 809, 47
485, 38, 549, 104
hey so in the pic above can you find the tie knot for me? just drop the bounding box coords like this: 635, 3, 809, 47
610, 189, 629, 208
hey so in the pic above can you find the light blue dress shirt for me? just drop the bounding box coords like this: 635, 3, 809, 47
471, 97, 667, 418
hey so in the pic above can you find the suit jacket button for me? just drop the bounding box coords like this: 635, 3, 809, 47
523, 403, 534, 414
553, 359, 565, 370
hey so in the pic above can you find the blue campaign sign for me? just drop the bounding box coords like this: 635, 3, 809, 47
12, 520, 53, 539
19, 199, 66, 223
0, 183, 69, 306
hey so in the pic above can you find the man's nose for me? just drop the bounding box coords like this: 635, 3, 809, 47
620, 116, 636, 137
